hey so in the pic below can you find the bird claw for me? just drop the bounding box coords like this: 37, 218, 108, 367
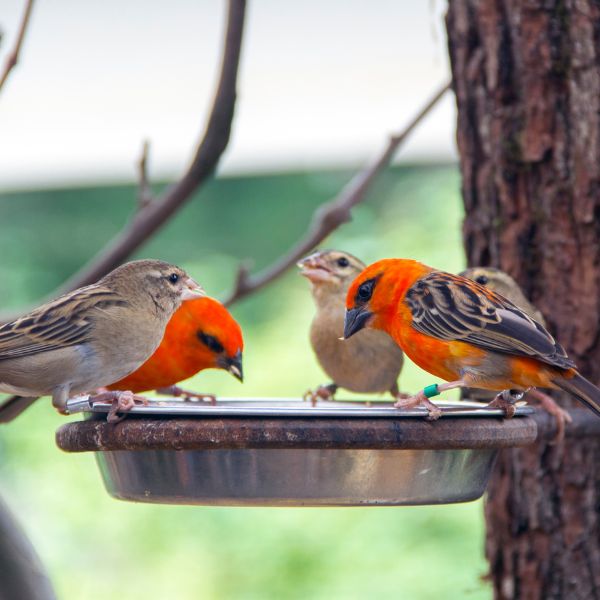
486, 389, 522, 418
156, 386, 217, 405
394, 391, 442, 421
89, 390, 148, 423
303, 384, 338, 407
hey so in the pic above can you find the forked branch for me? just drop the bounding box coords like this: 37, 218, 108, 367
0, 0, 246, 322
55, 0, 246, 294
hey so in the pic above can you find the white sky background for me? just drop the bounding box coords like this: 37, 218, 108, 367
0, 0, 456, 190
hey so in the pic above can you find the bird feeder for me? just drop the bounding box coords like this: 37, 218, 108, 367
56, 398, 536, 506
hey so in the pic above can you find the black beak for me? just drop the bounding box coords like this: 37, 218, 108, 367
225, 350, 243, 382
344, 306, 373, 339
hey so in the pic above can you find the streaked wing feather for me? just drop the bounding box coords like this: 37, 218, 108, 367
405, 272, 575, 370
0, 285, 127, 360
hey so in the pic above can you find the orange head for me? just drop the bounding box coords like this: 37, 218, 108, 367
108, 296, 243, 393
183, 297, 244, 381
343, 259, 432, 338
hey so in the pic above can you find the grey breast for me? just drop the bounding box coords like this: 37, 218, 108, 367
310, 307, 402, 394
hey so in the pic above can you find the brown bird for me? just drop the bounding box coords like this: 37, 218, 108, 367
460, 268, 544, 323
298, 250, 405, 403
0, 259, 204, 422
460, 267, 572, 441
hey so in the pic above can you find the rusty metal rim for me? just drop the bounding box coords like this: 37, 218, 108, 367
532, 408, 600, 440
56, 415, 537, 453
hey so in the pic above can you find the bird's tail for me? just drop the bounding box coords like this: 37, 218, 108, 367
553, 373, 600, 417
0, 396, 38, 423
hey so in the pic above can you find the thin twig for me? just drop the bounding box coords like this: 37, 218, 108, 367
223, 81, 451, 306
0, 0, 35, 95
54, 0, 245, 293
137, 139, 153, 210
0, 0, 246, 322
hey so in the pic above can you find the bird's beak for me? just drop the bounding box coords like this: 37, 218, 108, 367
222, 350, 243, 382
181, 276, 206, 301
344, 306, 373, 339
297, 254, 333, 283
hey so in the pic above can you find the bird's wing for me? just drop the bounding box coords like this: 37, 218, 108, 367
0, 285, 127, 360
405, 271, 575, 370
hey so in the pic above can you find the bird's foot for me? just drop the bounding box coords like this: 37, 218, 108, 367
89, 390, 149, 423
394, 391, 442, 421
526, 388, 572, 444
485, 389, 524, 418
156, 385, 216, 405
303, 384, 338, 407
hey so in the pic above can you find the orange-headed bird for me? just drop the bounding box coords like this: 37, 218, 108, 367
108, 296, 243, 398
344, 258, 600, 420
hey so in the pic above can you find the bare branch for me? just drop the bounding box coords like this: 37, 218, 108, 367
54, 0, 245, 294
223, 81, 451, 306
0, 0, 35, 95
0, 0, 245, 322
137, 139, 153, 210
231, 261, 253, 297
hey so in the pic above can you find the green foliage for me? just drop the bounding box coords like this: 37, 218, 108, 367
0, 165, 490, 599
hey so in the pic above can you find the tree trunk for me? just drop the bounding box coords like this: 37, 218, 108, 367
446, 1, 600, 598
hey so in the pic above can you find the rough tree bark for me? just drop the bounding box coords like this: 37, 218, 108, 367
447, 1, 600, 599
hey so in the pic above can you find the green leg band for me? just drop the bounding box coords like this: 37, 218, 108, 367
423, 384, 440, 398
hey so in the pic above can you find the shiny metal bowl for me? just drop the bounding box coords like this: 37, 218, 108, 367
57, 398, 537, 506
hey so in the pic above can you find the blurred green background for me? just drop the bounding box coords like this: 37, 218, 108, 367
0, 164, 490, 599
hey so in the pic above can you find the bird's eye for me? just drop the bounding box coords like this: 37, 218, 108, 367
168, 273, 180, 284
475, 275, 489, 285
336, 257, 350, 268
356, 279, 375, 303
198, 332, 224, 353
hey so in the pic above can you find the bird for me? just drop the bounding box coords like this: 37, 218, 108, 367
106, 296, 243, 399
460, 267, 572, 441
459, 267, 544, 323
0, 259, 204, 422
297, 249, 405, 403
344, 258, 600, 421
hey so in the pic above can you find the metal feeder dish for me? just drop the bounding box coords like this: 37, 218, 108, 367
56, 398, 537, 507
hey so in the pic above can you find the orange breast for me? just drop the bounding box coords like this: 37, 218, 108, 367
388, 302, 483, 382
399, 328, 486, 381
